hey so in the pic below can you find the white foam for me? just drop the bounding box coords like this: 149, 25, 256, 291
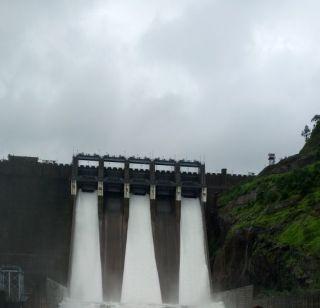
69, 190, 103, 302
121, 194, 162, 304
62, 192, 224, 308
179, 197, 211, 305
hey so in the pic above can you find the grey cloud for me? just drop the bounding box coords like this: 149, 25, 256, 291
0, 0, 319, 173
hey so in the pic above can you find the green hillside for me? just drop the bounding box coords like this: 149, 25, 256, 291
213, 119, 320, 295
301, 118, 320, 155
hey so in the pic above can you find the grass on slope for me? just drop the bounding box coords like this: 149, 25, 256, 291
278, 215, 320, 255
219, 162, 320, 257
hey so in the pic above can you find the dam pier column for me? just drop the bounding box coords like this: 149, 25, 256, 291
124, 160, 130, 218
67, 156, 79, 294
98, 159, 104, 220
150, 161, 156, 221
201, 164, 207, 204
175, 163, 181, 222
200, 163, 213, 296
98, 158, 104, 299
100, 156, 130, 302
71, 156, 78, 197
151, 160, 181, 304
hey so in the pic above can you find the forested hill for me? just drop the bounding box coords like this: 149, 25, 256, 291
211, 118, 320, 296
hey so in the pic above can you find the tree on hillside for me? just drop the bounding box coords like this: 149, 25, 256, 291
311, 114, 320, 126
301, 125, 311, 141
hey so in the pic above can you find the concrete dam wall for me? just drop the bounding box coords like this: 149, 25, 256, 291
67, 154, 210, 305
0, 154, 249, 307
102, 194, 128, 302
152, 197, 180, 303
0, 156, 72, 306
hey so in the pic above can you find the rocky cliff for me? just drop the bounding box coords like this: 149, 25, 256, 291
211, 120, 320, 296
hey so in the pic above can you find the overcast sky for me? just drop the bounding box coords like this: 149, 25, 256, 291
0, 0, 319, 174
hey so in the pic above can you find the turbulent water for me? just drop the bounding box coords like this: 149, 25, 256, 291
121, 194, 162, 304
61, 192, 224, 308
62, 302, 224, 308
179, 197, 211, 305
68, 190, 103, 302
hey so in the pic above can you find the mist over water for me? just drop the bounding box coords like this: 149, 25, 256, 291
179, 197, 211, 305
121, 194, 162, 304
69, 190, 103, 302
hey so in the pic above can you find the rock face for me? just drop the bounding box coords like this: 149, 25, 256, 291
212, 223, 319, 293
210, 121, 320, 295
212, 227, 255, 290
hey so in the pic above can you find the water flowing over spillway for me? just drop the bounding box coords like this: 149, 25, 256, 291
179, 197, 211, 306
62, 191, 224, 308
121, 194, 162, 304
68, 190, 103, 303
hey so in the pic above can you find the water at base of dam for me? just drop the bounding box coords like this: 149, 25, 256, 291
121, 194, 162, 304
61, 301, 225, 308
61, 192, 224, 308
65, 190, 103, 303
179, 197, 211, 305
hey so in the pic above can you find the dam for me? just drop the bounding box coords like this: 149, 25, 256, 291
0, 154, 248, 307
67, 154, 209, 306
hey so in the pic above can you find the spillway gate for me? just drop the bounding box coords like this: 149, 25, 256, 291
71, 154, 207, 201
69, 154, 210, 304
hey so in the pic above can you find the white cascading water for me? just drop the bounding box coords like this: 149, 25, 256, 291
62, 190, 103, 307
179, 197, 211, 306
60, 190, 224, 308
121, 194, 162, 305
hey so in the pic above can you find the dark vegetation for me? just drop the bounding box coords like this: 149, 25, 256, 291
211, 117, 320, 296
